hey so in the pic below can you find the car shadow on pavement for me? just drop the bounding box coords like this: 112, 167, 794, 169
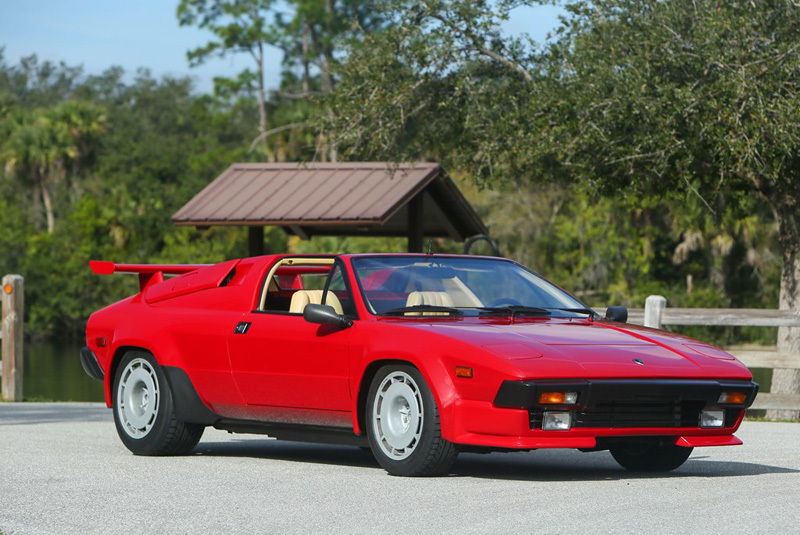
450, 452, 800, 482
191, 439, 798, 480
193, 439, 383, 470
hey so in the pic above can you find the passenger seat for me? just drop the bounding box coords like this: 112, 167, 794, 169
289, 290, 344, 315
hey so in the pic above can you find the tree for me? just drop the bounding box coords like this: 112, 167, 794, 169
538, 0, 800, 419
327, 0, 800, 417
273, 0, 384, 95
1, 101, 106, 232
177, 0, 278, 156
178, 0, 385, 161
0, 56, 262, 337
272, 0, 386, 160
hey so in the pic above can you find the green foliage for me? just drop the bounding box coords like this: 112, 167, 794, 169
1, 99, 107, 232
0, 2, 792, 351
22, 195, 134, 335
177, 0, 277, 70
178, 0, 384, 162
0, 55, 267, 338
325, 0, 541, 177
0, 185, 33, 274
324, 0, 792, 343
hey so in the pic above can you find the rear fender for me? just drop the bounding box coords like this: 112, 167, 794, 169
104, 338, 187, 407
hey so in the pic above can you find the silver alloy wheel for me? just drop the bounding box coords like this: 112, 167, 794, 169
372, 371, 423, 460
116, 357, 160, 439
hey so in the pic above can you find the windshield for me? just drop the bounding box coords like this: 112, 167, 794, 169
352, 256, 588, 318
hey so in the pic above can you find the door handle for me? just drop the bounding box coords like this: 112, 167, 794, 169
234, 322, 252, 334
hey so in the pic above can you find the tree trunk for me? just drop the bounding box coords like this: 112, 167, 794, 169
255, 42, 273, 162
302, 19, 311, 96
321, 0, 336, 94
41, 182, 55, 234
767, 199, 800, 420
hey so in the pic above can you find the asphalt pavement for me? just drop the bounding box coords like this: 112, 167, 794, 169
0, 403, 798, 535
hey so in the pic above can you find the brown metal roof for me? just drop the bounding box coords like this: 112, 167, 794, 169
172, 162, 488, 241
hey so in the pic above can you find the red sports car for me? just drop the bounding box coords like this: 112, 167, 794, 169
81, 254, 758, 476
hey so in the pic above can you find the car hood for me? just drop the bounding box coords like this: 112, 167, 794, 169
404, 319, 751, 379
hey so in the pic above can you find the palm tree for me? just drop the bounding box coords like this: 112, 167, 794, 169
1, 101, 106, 232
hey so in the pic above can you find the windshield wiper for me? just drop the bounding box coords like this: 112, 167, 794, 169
475, 306, 551, 318
382, 305, 463, 316
544, 307, 598, 319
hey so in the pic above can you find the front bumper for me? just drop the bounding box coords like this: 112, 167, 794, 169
79, 346, 104, 381
447, 379, 758, 450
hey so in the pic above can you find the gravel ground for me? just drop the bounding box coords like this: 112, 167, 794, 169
0, 403, 798, 535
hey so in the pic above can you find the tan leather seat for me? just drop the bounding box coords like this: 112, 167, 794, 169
289, 290, 344, 315
405, 291, 455, 316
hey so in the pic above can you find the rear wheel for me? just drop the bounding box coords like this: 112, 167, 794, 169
366, 364, 458, 476
610, 439, 692, 472
113, 351, 203, 455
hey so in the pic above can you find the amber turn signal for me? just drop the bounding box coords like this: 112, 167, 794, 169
455, 366, 473, 378
718, 391, 747, 404
539, 391, 578, 404
539, 392, 566, 404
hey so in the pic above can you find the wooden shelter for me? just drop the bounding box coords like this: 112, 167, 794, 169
172, 162, 488, 255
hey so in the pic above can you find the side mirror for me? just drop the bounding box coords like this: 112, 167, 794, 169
303, 303, 353, 328
605, 306, 628, 323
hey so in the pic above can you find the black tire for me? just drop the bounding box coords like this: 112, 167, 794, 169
112, 351, 204, 456
610, 439, 693, 472
366, 364, 458, 476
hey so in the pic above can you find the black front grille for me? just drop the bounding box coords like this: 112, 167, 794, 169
577, 399, 705, 428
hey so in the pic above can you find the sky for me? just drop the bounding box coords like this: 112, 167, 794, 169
0, 1, 565, 95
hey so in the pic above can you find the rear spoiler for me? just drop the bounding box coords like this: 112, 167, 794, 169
89, 260, 211, 291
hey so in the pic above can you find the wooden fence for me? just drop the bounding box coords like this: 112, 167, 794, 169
2, 274, 798, 411
598, 295, 800, 412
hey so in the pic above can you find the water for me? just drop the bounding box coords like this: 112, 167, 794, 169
22, 341, 105, 402
10, 341, 774, 402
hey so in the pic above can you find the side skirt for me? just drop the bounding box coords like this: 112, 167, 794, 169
161, 365, 367, 447
214, 419, 368, 447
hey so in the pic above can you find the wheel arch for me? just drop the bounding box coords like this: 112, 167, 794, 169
105, 345, 218, 426
105, 345, 156, 407
352, 356, 457, 440
355, 359, 409, 436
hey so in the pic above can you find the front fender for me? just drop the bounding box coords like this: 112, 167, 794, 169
348, 321, 519, 441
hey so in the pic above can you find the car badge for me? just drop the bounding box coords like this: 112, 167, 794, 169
633, 358, 645, 365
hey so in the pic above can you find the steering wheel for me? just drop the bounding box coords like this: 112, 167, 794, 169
485, 298, 523, 308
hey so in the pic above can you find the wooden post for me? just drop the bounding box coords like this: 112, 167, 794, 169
644, 295, 666, 329
248, 226, 264, 257
2, 274, 24, 401
407, 195, 424, 253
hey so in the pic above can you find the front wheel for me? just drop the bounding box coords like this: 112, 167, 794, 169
113, 351, 204, 455
610, 439, 692, 472
366, 365, 458, 476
